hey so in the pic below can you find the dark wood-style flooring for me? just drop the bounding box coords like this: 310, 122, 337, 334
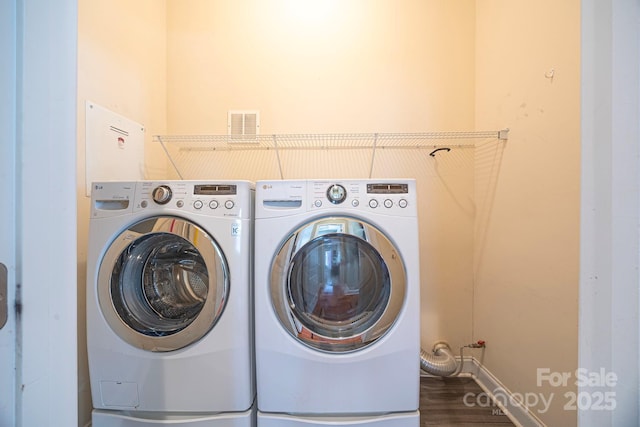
420, 376, 515, 426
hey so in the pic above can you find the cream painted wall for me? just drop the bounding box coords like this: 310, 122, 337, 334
165, 0, 477, 354
166, 0, 475, 135
474, 1, 580, 426
76, 1, 167, 424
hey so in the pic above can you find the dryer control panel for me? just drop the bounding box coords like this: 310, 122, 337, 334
309, 180, 414, 216
256, 179, 416, 218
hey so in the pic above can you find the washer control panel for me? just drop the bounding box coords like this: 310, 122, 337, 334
138, 182, 243, 216
90, 181, 253, 219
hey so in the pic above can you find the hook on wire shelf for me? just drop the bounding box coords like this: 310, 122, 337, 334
429, 147, 451, 157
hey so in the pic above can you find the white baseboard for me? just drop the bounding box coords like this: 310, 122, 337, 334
464, 357, 547, 427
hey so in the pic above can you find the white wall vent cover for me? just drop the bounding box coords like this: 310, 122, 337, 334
227, 110, 260, 142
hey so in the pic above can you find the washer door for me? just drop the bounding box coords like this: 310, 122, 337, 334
98, 216, 228, 352
270, 216, 406, 352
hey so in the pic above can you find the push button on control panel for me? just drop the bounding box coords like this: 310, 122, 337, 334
368, 197, 408, 209
224, 200, 235, 209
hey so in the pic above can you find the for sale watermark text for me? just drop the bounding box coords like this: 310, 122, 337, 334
537, 368, 617, 387
463, 368, 618, 414
537, 368, 617, 411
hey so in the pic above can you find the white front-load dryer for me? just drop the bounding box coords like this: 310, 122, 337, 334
254, 179, 420, 427
87, 181, 255, 427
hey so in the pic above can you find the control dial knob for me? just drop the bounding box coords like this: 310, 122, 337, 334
152, 185, 172, 205
326, 184, 347, 204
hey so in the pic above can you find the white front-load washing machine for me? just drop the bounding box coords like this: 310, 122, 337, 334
254, 179, 420, 427
87, 181, 255, 427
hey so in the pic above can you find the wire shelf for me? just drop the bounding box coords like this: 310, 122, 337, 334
153, 130, 509, 179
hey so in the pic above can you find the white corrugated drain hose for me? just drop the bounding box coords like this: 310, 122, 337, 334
419, 342, 462, 377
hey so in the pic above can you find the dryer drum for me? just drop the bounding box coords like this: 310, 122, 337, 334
288, 234, 390, 338
270, 216, 406, 353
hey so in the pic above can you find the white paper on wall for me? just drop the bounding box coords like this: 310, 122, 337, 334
85, 101, 145, 196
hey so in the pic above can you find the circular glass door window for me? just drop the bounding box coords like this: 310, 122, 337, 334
270, 216, 406, 352
98, 216, 228, 352
288, 234, 390, 338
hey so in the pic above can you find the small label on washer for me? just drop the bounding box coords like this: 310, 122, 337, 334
231, 223, 240, 236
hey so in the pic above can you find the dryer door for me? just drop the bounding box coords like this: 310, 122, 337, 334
270, 216, 406, 353
97, 216, 228, 352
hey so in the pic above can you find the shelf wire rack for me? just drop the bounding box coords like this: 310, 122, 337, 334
154, 130, 509, 180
